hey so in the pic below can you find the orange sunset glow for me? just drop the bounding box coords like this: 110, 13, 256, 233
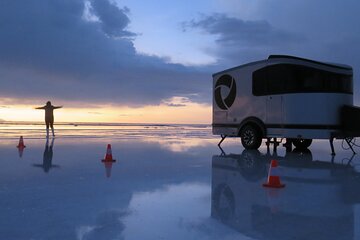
0, 99, 211, 124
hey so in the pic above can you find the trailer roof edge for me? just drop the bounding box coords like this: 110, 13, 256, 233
212, 59, 267, 77
268, 55, 352, 71
212, 55, 353, 77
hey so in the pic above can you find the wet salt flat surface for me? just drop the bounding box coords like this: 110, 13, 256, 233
1, 124, 360, 240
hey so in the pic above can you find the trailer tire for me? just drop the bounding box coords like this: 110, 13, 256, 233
240, 125, 262, 150
292, 139, 312, 149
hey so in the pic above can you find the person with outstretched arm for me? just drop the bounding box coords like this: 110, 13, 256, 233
35, 101, 63, 137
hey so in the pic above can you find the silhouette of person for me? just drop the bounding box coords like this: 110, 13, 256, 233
33, 138, 59, 173
35, 101, 62, 137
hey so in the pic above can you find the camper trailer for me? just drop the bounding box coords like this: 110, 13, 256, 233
212, 55, 360, 153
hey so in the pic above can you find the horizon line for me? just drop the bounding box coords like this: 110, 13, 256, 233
0, 120, 211, 126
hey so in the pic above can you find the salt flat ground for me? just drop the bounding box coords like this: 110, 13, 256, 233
0, 124, 360, 240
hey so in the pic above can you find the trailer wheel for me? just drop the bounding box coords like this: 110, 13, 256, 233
240, 125, 262, 150
292, 139, 312, 149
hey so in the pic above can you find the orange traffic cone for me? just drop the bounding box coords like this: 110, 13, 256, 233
263, 160, 285, 188
17, 136, 26, 148
102, 144, 116, 162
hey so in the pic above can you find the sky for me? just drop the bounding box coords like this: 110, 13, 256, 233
0, 0, 360, 123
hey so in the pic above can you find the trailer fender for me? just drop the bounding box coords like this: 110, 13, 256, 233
238, 117, 266, 137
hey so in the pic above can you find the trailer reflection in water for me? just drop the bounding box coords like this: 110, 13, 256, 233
212, 149, 360, 240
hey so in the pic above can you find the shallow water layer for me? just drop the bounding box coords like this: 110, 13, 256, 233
0, 126, 360, 240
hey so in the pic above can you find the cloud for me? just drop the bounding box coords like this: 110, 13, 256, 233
89, 0, 135, 38
183, 13, 304, 66
184, 13, 301, 47
165, 103, 187, 107
87, 111, 103, 115
2, 1, 359, 108
0, 0, 209, 106
78, 210, 128, 240
161, 96, 192, 107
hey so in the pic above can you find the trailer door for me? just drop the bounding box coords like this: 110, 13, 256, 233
266, 95, 283, 135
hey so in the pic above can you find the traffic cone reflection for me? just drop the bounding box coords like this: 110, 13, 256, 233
18, 146, 25, 158
17, 136, 26, 158
265, 188, 282, 213
102, 144, 116, 162
263, 160, 285, 188
17, 136, 26, 148
103, 161, 113, 178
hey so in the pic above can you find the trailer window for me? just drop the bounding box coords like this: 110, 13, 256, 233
252, 68, 267, 95
252, 64, 353, 96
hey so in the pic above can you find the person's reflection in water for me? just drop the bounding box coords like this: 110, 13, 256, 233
33, 138, 60, 173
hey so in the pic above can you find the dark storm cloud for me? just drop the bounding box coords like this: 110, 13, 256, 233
184, 13, 301, 47
183, 13, 304, 65
90, 0, 135, 38
0, 0, 209, 106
